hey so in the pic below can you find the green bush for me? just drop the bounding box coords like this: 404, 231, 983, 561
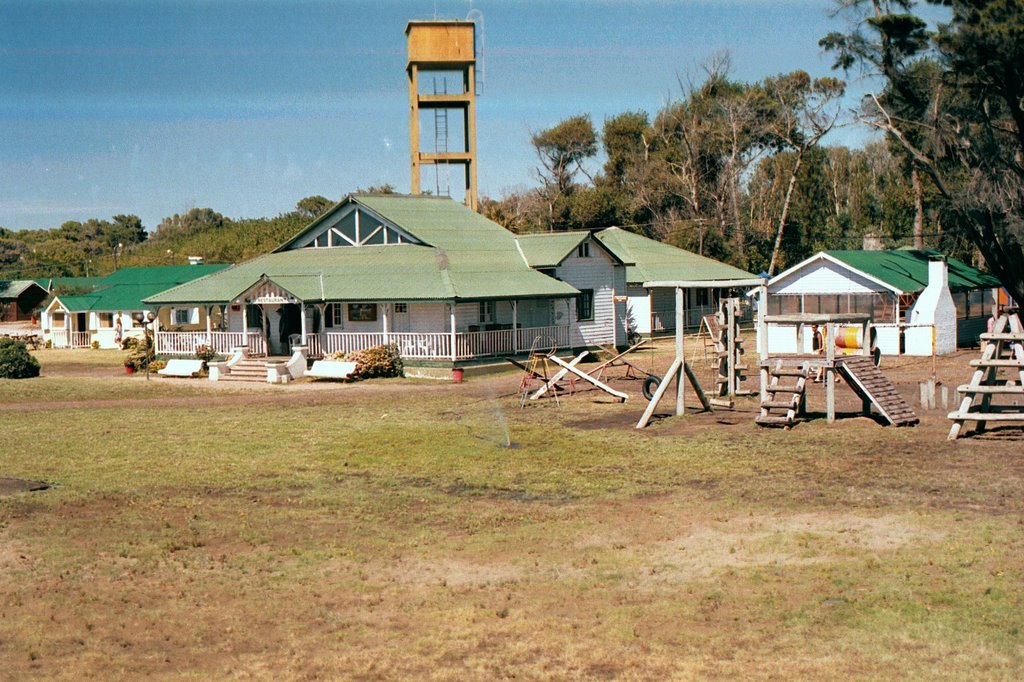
124, 334, 154, 371
328, 343, 403, 380
0, 338, 41, 379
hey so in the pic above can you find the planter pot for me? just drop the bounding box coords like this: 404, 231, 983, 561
124, 365, 135, 375
451, 367, 464, 383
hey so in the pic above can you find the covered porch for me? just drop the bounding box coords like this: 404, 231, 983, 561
152, 279, 575, 362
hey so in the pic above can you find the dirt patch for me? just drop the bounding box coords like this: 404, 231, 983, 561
0, 478, 50, 496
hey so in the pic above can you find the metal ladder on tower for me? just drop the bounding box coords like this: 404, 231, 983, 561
432, 76, 451, 198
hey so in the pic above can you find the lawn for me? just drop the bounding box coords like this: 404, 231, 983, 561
0, 347, 1021, 679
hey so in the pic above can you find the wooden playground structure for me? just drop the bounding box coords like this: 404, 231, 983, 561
948, 310, 1024, 440
755, 313, 918, 428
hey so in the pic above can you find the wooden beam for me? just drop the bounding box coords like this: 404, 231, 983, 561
636, 357, 682, 429
531, 351, 588, 400
549, 356, 628, 401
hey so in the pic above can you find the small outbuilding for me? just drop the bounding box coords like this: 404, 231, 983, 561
760, 249, 1001, 356
0, 280, 48, 322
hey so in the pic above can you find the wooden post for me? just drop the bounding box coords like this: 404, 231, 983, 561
512, 300, 518, 353
758, 283, 769, 404
676, 287, 685, 416
242, 303, 248, 347
449, 303, 457, 362
300, 303, 308, 345
205, 305, 212, 340
382, 304, 390, 344
726, 298, 736, 399
826, 321, 836, 423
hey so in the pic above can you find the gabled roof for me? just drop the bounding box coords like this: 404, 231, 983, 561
516, 231, 623, 268
276, 194, 523, 254
146, 197, 582, 305
52, 265, 230, 312
593, 227, 755, 284
823, 249, 1001, 293
0, 280, 46, 300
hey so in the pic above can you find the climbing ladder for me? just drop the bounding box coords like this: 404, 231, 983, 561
712, 299, 752, 407
947, 312, 1024, 440
836, 355, 919, 426
755, 360, 811, 428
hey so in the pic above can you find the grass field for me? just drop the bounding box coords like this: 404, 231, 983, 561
1, 346, 1022, 679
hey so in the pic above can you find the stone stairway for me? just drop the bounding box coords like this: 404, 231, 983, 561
218, 357, 272, 383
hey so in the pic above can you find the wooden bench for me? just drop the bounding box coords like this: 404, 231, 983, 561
305, 360, 357, 380
157, 359, 205, 377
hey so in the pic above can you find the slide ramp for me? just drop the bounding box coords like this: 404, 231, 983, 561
836, 356, 919, 426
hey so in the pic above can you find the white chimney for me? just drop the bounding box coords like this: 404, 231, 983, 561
906, 256, 957, 355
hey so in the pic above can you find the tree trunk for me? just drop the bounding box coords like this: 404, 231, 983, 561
911, 163, 924, 249
767, 148, 805, 276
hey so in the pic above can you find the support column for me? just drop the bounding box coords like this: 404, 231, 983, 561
512, 300, 519, 353
450, 303, 457, 362
300, 303, 308, 345
675, 287, 685, 416
758, 283, 769, 404
205, 305, 212, 341
826, 321, 836, 424
382, 304, 390, 344
242, 303, 248, 347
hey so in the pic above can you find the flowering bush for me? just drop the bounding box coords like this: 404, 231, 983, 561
328, 343, 403, 380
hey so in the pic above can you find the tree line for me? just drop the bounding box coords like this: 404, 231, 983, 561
1, 1, 1018, 302
484, 0, 1023, 303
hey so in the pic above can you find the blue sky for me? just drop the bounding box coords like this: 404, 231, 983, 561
0, 0, 918, 232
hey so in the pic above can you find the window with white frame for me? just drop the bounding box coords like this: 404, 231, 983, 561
479, 301, 495, 324
97, 313, 114, 328
173, 307, 198, 326
394, 302, 408, 314
325, 303, 343, 328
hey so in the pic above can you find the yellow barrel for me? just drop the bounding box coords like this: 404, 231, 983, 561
834, 326, 863, 349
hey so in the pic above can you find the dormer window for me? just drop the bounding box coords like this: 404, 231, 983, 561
577, 242, 590, 258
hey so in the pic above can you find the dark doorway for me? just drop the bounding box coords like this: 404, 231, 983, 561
278, 304, 302, 354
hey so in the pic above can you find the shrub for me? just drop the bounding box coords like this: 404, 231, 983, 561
149, 359, 167, 372
45, 340, 52, 349
91, 340, 100, 350
329, 343, 403, 380
125, 334, 154, 371
0, 338, 41, 379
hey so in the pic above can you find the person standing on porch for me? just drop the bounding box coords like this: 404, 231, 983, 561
115, 318, 123, 347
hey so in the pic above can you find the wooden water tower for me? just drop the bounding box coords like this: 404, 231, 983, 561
406, 20, 478, 210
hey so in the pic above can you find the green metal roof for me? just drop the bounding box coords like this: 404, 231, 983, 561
54, 265, 230, 312
34, 276, 104, 292
594, 227, 755, 284
0, 280, 46, 300
825, 250, 1001, 293
276, 194, 526, 254
146, 243, 578, 305
516, 232, 594, 268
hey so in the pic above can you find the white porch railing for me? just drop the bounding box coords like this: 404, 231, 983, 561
155, 331, 266, 356
50, 330, 90, 348
306, 324, 571, 360
156, 325, 572, 360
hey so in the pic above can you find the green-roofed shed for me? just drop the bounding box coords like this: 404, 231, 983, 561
0, 280, 48, 322
763, 249, 1002, 355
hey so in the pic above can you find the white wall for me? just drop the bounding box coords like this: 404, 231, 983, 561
772, 258, 890, 295
555, 247, 623, 347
